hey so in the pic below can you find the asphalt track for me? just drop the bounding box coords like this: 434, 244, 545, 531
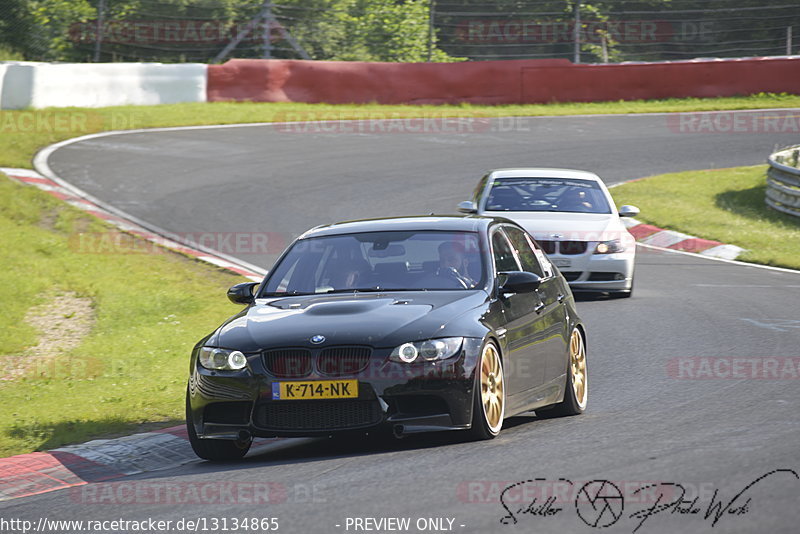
4, 110, 800, 533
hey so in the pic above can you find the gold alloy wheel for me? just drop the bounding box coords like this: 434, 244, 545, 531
570, 329, 588, 409
480, 343, 505, 434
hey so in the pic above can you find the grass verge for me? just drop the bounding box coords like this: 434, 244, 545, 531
611, 165, 800, 270
0, 173, 245, 457
2, 93, 800, 168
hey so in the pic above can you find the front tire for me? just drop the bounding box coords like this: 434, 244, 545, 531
543, 327, 588, 417
186, 388, 252, 461
468, 341, 505, 440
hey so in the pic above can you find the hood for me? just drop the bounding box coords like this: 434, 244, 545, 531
486, 211, 627, 242
208, 291, 489, 352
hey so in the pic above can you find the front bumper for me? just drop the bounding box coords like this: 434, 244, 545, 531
187, 338, 482, 439
553, 249, 635, 292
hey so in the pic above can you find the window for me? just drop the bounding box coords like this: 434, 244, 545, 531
491, 230, 520, 273
262, 231, 485, 295
485, 177, 612, 214
503, 226, 545, 277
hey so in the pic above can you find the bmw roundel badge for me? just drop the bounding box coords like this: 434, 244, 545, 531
310, 335, 326, 345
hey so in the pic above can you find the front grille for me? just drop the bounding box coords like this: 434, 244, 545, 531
317, 346, 372, 376
263, 348, 312, 378
204, 401, 252, 425
562, 272, 582, 282
537, 240, 556, 254
588, 272, 621, 281
559, 241, 588, 255
255, 400, 382, 430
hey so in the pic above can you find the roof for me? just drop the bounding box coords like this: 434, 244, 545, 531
299, 215, 501, 239
487, 168, 602, 181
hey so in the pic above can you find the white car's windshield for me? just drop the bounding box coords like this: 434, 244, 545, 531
485, 178, 612, 214
262, 231, 485, 296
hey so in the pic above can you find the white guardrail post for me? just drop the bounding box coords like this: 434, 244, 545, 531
767, 145, 800, 218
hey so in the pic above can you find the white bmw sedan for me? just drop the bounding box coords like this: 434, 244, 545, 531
459, 168, 639, 298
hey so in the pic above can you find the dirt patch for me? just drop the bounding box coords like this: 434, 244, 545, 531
36, 205, 63, 232
1, 292, 95, 383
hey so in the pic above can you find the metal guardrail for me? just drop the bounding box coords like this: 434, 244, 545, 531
767, 145, 800, 218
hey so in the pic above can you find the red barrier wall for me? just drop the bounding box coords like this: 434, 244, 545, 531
207, 57, 800, 105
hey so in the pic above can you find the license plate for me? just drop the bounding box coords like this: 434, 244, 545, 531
272, 379, 357, 400
554, 259, 572, 268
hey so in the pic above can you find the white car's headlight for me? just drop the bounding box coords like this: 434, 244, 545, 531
389, 337, 464, 363
594, 239, 626, 254
198, 347, 248, 370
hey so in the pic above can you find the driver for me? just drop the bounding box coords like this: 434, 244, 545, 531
436, 241, 475, 288
559, 188, 593, 211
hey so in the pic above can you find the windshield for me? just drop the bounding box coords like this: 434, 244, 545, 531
261, 231, 485, 296
485, 177, 612, 214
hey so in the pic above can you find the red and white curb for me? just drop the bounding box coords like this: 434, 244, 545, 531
1, 167, 266, 282
0, 424, 293, 502
622, 217, 746, 260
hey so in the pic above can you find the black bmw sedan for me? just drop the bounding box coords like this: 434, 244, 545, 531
186, 215, 587, 460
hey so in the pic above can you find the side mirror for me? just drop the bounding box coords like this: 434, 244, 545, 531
227, 282, 258, 305
458, 200, 477, 214
498, 271, 541, 294
618, 205, 640, 218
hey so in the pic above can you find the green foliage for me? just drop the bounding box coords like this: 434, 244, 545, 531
0, 0, 460, 62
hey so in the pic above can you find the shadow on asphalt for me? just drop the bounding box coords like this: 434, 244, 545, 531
573, 292, 623, 302
133, 414, 559, 478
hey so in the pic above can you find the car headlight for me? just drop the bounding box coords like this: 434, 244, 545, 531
594, 239, 626, 254
198, 347, 248, 370
389, 337, 464, 363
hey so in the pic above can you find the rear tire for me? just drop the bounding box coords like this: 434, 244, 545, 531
543, 328, 588, 417
468, 341, 505, 440
186, 388, 252, 461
